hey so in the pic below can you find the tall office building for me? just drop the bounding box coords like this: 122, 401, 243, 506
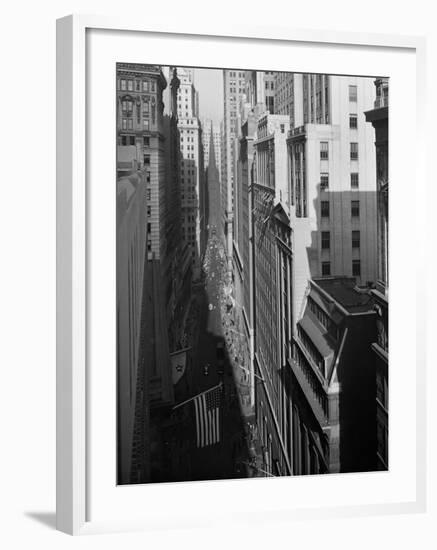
232, 71, 277, 414
252, 113, 293, 476
223, 69, 247, 264
281, 73, 381, 476
176, 67, 205, 280
365, 77, 389, 470
117, 63, 180, 422
287, 74, 378, 325
274, 72, 295, 118
263, 71, 276, 113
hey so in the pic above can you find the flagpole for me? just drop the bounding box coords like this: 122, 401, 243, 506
169, 346, 192, 356
172, 381, 223, 410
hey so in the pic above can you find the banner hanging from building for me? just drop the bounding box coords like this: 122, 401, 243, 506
171, 350, 187, 385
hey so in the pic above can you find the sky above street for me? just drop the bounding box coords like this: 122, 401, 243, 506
193, 68, 223, 126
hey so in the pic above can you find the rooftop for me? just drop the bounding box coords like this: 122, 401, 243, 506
312, 277, 374, 314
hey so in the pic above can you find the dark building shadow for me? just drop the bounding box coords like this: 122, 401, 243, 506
148, 254, 250, 483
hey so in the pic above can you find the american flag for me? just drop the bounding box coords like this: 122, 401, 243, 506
193, 383, 223, 448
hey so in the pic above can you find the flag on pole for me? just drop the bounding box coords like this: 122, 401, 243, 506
193, 384, 223, 448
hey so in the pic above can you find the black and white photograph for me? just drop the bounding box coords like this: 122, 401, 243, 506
116, 64, 389, 485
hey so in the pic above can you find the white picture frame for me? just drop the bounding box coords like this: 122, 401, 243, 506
56, 14, 427, 535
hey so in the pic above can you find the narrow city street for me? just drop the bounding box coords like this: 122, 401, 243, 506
164, 230, 251, 482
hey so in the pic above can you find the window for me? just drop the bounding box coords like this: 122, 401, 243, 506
144, 155, 150, 165
321, 231, 330, 249
143, 81, 149, 92
120, 79, 126, 91
350, 142, 359, 160
321, 201, 330, 218
352, 259, 361, 276
351, 172, 359, 189
143, 119, 149, 130
122, 119, 127, 130
129, 136, 135, 146
349, 114, 358, 129
320, 173, 329, 191
320, 141, 329, 159
127, 80, 133, 91
322, 262, 331, 276
127, 119, 133, 130
122, 100, 132, 113
280, 124, 285, 133
351, 200, 360, 217
143, 136, 150, 147
349, 85, 357, 102
352, 230, 360, 248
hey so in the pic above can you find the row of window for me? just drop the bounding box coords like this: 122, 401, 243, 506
320, 141, 359, 160
229, 88, 245, 95
321, 230, 360, 249
319, 171, 360, 191
119, 79, 156, 93
320, 200, 360, 219
321, 259, 361, 277
121, 118, 150, 130
118, 134, 148, 147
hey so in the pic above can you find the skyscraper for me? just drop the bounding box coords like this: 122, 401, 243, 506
176, 68, 206, 280
287, 74, 378, 324
223, 69, 247, 265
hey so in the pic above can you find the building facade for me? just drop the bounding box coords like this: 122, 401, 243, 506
252, 114, 294, 476
117, 64, 188, 484
176, 67, 206, 280
223, 69, 247, 265
287, 277, 378, 474
365, 77, 389, 470
287, 74, 378, 325
274, 72, 295, 119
